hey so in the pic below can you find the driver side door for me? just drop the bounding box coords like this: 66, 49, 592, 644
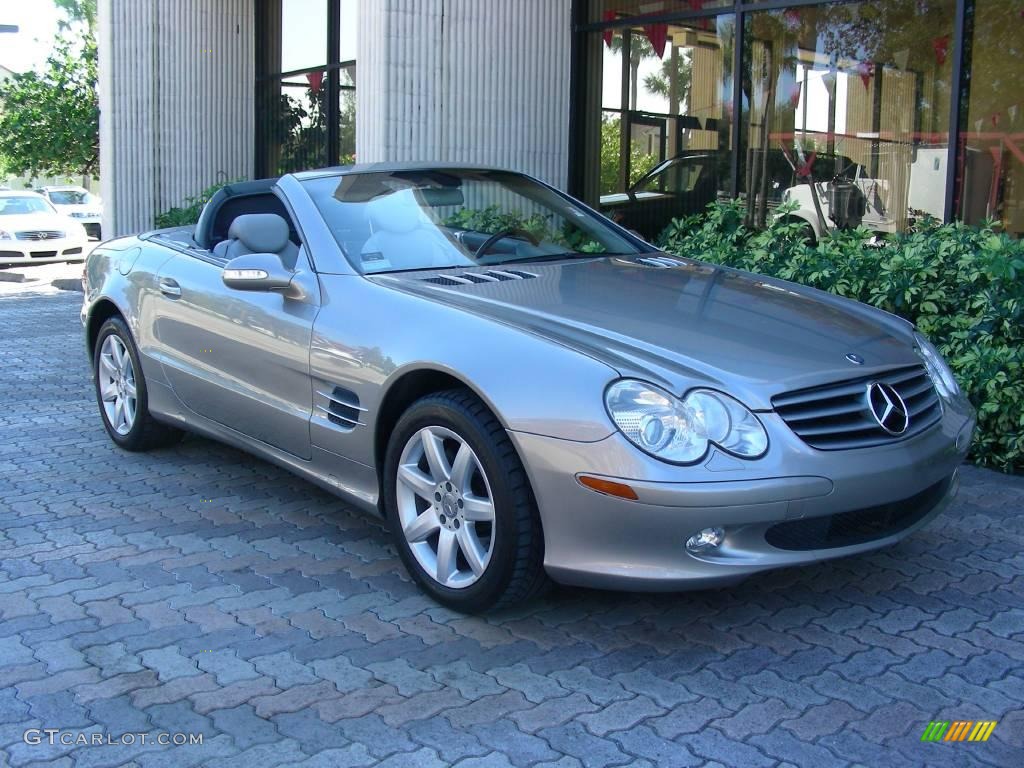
151, 243, 320, 459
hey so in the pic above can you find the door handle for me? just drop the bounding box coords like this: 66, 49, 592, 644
158, 277, 181, 298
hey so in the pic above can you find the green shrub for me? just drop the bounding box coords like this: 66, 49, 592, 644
659, 200, 1024, 473
154, 179, 241, 229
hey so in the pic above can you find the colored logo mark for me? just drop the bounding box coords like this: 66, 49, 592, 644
921, 721, 997, 742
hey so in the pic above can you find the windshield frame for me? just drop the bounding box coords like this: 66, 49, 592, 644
300, 168, 653, 276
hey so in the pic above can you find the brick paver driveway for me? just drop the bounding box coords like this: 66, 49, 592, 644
1, 290, 1022, 768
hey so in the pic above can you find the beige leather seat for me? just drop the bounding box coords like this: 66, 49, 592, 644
213, 213, 300, 269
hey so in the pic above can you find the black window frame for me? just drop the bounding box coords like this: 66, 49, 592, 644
254, 0, 356, 178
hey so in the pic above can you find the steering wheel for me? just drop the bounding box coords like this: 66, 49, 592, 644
474, 228, 541, 262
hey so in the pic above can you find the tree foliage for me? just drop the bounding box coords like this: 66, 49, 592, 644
0, 2, 98, 178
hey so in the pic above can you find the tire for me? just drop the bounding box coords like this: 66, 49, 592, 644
383, 389, 549, 612
93, 316, 183, 451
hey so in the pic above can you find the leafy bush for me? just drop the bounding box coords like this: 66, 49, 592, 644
659, 200, 1024, 473
154, 179, 240, 229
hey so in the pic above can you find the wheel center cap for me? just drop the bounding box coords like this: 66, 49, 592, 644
441, 494, 457, 517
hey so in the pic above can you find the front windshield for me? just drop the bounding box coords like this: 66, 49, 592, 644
48, 189, 95, 205
0, 196, 54, 216
302, 169, 642, 273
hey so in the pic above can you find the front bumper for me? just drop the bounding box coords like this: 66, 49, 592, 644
0, 238, 87, 264
512, 403, 974, 590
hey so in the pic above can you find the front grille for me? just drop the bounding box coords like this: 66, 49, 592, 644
16, 230, 64, 241
765, 476, 951, 551
31, 250, 58, 258
773, 365, 941, 450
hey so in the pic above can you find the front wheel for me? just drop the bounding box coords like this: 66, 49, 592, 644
93, 316, 183, 451
383, 389, 548, 612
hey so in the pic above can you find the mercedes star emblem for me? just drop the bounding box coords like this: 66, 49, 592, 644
867, 382, 909, 435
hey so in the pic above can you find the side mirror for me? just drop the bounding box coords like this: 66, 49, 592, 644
222, 252, 293, 292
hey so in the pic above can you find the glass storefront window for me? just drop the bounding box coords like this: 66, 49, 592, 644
280, 0, 329, 72
579, 15, 736, 241
961, 1, 1024, 236
256, 0, 358, 177
741, 2, 957, 237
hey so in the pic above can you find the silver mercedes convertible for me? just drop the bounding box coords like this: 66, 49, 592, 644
82, 163, 976, 611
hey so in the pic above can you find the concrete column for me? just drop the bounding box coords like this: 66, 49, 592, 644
357, 0, 572, 188
99, 0, 255, 237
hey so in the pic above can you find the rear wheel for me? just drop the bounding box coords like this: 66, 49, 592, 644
383, 389, 549, 612
93, 316, 183, 451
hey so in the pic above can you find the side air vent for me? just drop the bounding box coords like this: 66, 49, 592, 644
316, 386, 366, 430
423, 270, 538, 286
636, 256, 684, 268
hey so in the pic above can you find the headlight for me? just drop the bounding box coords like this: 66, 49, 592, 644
914, 331, 960, 399
605, 379, 768, 464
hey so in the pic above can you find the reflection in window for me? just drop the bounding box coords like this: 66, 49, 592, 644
581, 16, 736, 241
742, 2, 956, 236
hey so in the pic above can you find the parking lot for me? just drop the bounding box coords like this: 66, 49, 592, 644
1, 287, 1022, 767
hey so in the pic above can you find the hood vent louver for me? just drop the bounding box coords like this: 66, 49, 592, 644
635, 256, 684, 268
423, 269, 538, 286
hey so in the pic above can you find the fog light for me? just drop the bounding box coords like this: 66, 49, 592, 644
686, 527, 724, 554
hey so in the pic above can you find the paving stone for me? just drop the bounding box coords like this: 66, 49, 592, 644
610, 725, 702, 768
139, 647, 201, 682
509, 693, 601, 734
428, 661, 504, 701
195, 650, 259, 685
366, 659, 440, 696
538, 721, 633, 768
487, 663, 568, 704
405, 717, 490, 764
250, 652, 318, 688
335, 713, 417, 759
576, 695, 666, 736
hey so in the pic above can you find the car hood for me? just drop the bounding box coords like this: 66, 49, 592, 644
0, 212, 80, 234
374, 255, 919, 409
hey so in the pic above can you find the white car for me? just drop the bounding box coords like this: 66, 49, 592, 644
41, 185, 102, 240
0, 191, 89, 266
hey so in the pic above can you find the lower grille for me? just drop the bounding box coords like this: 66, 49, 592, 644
773, 365, 942, 450
31, 251, 58, 258
765, 476, 951, 551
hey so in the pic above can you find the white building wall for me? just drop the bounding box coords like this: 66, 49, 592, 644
357, 0, 572, 188
99, 0, 254, 237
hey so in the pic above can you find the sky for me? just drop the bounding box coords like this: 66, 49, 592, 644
0, 0, 60, 73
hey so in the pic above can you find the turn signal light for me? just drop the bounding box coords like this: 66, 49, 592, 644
577, 475, 639, 501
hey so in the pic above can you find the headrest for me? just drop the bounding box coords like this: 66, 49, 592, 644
228, 213, 290, 253
366, 189, 426, 234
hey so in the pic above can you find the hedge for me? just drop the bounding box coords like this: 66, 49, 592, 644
658, 201, 1024, 473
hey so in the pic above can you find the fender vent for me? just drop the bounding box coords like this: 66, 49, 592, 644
316, 386, 366, 429
423, 269, 537, 286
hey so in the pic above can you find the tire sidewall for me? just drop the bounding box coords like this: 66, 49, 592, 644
384, 398, 521, 612
93, 317, 152, 450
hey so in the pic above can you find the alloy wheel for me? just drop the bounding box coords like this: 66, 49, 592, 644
98, 335, 137, 435
396, 426, 496, 588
